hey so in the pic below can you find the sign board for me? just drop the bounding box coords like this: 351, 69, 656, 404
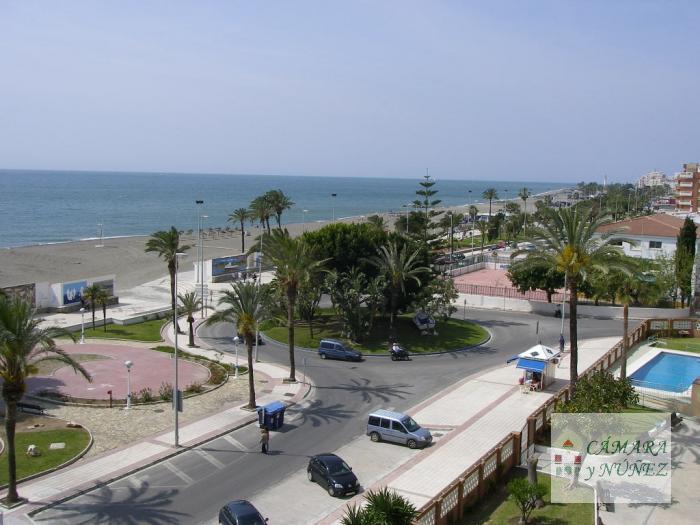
211, 254, 247, 277
62, 280, 87, 305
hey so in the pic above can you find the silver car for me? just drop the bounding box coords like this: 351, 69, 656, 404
366, 409, 432, 449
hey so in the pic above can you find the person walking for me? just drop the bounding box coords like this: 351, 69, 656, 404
260, 426, 270, 454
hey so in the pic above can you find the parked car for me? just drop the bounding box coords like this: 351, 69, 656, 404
413, 312, 436, 332
218, 500, 267, 525
318, 339, 363, 361
366, 409, 432, 449
307, 453, 360, 497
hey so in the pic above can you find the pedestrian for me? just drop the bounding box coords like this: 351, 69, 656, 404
260, 425, 270, 454
559, 333, 565, 353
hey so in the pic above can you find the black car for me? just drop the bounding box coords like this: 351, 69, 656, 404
307, 453, 360, 497
218, 500, 267, 525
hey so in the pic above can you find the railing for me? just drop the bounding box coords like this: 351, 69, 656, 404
455, 283, 565, 303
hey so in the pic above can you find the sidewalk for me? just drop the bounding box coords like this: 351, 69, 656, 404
2, 320, 308, 522
237, 337, 619, 525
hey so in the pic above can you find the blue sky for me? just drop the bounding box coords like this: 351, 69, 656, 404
1, 1, 698, 182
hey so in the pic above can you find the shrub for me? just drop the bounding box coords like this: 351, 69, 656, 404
159, 382, 173, 401
185, 382, 204, 394
136, 387, 155, 403
507, 477, 548, 524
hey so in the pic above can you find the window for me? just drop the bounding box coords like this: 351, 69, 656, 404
368, 416, 380, 426
392, 421, 407, 433
649, 241, 662, 249
380, 418, 391, 429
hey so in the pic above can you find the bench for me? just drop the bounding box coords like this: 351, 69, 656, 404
17, 402, 45, 415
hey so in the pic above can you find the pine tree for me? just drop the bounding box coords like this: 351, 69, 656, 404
412, 172, 443, 244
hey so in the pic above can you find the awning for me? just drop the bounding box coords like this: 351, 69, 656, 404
506, 355, 520, 364
516, 358, 546, 372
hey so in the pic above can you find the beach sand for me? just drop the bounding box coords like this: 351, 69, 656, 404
0, 188, 570, 292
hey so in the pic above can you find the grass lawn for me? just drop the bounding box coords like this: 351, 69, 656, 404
65, 318, 166, 342
0, 428, 90, 485
459, 470, 593, 525
263, 313, 488, 354
657, 337, 700, 354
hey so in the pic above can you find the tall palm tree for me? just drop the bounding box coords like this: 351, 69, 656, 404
145, 227, 191, 333
366, 241, 430, 329
366, 214, 386, 231
206, 282, 270, 409
517, 206, 631, 388
178, 291, 202, 347
482, 188, 499, 219
266, 189, 294, 229
263, 229, 326, 381
518, 187, 532, 228
250, 195, 274, 234
228, 208, 251, 252
81, 283, 102, 330
95, 287, 109, 332
0, 297, 92, 504
476, 220, 489, 251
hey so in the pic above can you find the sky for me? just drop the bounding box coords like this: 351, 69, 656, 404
1, 1, 699, 182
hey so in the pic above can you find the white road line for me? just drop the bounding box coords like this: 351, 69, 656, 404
163, 461, 194, 485
128, 475, 145, 489
196, 448, 226, 469
223, 434, 248, 452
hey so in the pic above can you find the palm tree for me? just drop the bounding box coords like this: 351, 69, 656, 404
96, 287, 109, 332
476, 220, 489, 251
81, 283, 102, 330
206, 282, 270, 408
482, 188, 499, 219
366, 241, 429, 329
145, 227, 191, 333
266, 189, 294, 229
228, 208, 251, 252
178, 291, 202, 347
263, 229, 326, 381
517, 206, 631, 388
366, 214, 386, 231
518, 187, 532, 228
341, 487, 418, 525
250, 195, 274, 234
0, 296, 92, 504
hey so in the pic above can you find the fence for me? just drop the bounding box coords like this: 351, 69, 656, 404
412, 320, 655, 525
454, 282, 565, 304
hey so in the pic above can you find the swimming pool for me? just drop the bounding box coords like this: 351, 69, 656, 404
629, 351, 700, 393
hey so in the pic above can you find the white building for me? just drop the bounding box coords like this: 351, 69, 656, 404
595, 214, 698, 260
637, 170, 669, 189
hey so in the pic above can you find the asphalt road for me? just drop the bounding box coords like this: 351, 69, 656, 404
32, 310, 627, 524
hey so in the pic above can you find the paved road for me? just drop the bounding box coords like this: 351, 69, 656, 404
33, 310, 627, 524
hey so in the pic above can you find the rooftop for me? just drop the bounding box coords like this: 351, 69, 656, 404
596, 214, 697, 238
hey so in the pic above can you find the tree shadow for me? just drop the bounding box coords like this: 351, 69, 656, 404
474, 319, 528, 328
33, 482, 188, 525
315, 377, 412, 404
285, 399, 356, 427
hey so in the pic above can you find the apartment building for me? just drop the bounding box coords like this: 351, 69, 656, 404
675, 163, 700, 212
636, 170, 669, 188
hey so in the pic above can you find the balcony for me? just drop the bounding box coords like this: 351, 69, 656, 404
678, 200, 692, 206
677, 172, 694, 179
677, 191, 693, 197
678, 182, 693, 187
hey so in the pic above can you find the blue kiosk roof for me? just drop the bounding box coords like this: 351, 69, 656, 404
516, 358, 546, 372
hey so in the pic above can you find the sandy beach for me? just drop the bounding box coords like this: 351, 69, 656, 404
0, 188, 570, 292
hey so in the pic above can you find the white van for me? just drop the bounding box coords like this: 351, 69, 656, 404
366, 409, 432, 449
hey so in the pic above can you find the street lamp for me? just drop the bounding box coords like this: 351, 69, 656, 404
233, 336, 241, 379
195, 200, 204, 285
402, 203, 412, 232
331, 193, 337, 222
96, 222, 104, 248
124, 360, 133, 409
79, 308, 86, 344
302, 209, 309, 231
199, 214, 208, 319
173, 252, 186, 447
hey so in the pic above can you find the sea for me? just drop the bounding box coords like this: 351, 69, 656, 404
0, 169, 569, 248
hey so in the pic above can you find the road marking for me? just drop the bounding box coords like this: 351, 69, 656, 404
196, 448, 226, 469
163, 461, 194, 485
128, 474, 145, 489
223, 434, 248, 451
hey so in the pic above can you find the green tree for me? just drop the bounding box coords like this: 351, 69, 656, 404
507, 477, 548, 524
145, 227, 191, 333
507, 260, 565, 303
326, 268, 385, 342
266, 189, 294, 228
178, 291, 202, 347
476, 220, 489, 251
505, 201, 521, 215
558, 370, 638, 413
206, 282, 270, 408
250, 195, 274, 234
95, 287, 109, 332
0, 297, 91, 504
341, 487, 418, 525
412, 174, 443, 244
519, 187, 532, 228
413, 276, 458, 321
482, 187, 499, 218
674, 243, 693, 307
366, 214, 386, 231
228, 208, 251, 253
296, 272, 325, 339
438, 211, 464, 254
81, 283, 102, 330
263, 229, 326, 381
366, 241, 430, 329
518, 206, 632, 388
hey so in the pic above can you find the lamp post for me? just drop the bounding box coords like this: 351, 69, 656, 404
173, 252, 186, 447
79, 308, 86, 344
124, 360, 133, 409
331, 193, 337, 222
302, 209, 309, 231
96, 222, 104, 248
402, 203, 411, 233
233, 336, 241, 379
195, 200, 204, 285
468, 190, 475, 254
200, 214, 208, 319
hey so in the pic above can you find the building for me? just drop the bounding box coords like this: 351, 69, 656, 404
595, 214, 699, 260
675, 163, 700, 213
637, 170, 669, 189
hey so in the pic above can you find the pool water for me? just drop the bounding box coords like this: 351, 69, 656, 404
629, 351, 700, 393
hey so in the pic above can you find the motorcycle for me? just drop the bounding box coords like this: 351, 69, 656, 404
390, 346, 410, 361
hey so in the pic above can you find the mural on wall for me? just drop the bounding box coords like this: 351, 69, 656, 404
212, 255, 247, 277
94, 279, 115, 297
62, 280, 87, 305
0, 283, 36, 307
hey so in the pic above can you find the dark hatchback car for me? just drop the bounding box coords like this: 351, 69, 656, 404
307, 453, 360, 497
218, 500, 267, 525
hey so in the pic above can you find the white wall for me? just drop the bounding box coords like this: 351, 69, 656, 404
617, 235, 676, 260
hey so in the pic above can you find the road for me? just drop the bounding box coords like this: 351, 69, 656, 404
32, 310, 626, 524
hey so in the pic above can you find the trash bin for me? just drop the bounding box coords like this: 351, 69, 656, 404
256, 401, 286, 430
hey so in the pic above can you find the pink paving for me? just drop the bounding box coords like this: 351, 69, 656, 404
454, 268, 514, 288
27, 343, 210, 400
453, 268, 565, 302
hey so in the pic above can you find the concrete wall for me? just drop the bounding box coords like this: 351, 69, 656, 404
455, 293, 689, 320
